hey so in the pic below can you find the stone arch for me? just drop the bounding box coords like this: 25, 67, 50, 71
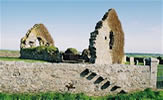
20, 24, 54, 49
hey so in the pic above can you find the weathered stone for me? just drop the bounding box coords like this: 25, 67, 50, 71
135, 60, 139, 65
122, 55, 126, 64
81, 49, 91, 62
20, 46, 62, 62
130, 57, 134, 65
89, 8, 124, 64
19, 24, 61, 62
0, 60, 158, 96
150, 58, 159, 88
20, 24, 54, 48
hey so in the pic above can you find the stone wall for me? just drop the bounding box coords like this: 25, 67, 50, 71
0, 59, 158, 96
20, 24, 54, 48
20, 46, 61, 62
89, 9, 124, 64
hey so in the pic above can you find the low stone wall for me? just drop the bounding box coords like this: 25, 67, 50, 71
0, 59, 158, 96
20, 46, 61, 62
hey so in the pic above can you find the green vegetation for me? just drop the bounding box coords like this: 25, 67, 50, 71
0, 89, 162, 100
65, 48, 79, 55
0, 57, 48, 63
158, 64, 163, 68
125, 62, 144, 65
126, 53, 163, 58
20, 46, 61, 62
0, 50, 19, 53
21, 46, 59, 54
158, 64, 163, 82
158, 65, 163, 76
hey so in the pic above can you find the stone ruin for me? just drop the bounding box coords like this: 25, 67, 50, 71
0, 8, 159, 96
89, 8, 125, 64
20, 24, 54, 48
19, 9, 125, 64
20, 24, 61, 62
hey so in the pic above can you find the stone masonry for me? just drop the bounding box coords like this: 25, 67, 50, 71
89, 9, 124, 64
0, 59, 159, 96
20, 24, 54, 48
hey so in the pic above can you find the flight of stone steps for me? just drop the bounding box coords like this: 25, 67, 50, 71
80, 68, 126, 94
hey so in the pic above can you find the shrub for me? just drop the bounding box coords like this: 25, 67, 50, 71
20, 46, 61, 62
63, 48, 80, 60
65, 48, 79, 55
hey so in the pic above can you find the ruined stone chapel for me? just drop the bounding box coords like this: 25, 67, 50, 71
20, 8, 125, 64
89, 8, 124, 64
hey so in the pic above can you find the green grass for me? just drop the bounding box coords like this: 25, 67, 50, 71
160, 91, 163, 97
125, 62, 144, 65
0, 50, 19, 53
158, 65, 163, 77
126, 53, 163, 58
0, 89, 163, 100
158, 64, 163, 68
158, 64, 163, 82
0, 57, 48, 63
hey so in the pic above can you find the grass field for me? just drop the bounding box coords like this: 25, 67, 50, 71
0, 50, 19, 53
0, 57, 48, 63
0, 50, 20, 57
126, 53, 163, 58
0, 88, 162, 100
158, 64, 163, 74
158, 64, 163, 82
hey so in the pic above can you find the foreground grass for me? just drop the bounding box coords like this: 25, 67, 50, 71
0, 89, 163, 100
0, 57, 48, 63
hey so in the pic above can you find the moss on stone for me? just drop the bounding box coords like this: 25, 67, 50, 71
81, 49, 90, 62
20, 46, 61, 62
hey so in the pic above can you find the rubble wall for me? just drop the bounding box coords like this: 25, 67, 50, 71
89, 9, 124, 64
0, 60, 158, 96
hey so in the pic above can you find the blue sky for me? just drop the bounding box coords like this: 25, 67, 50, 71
0, 0, 162, 54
